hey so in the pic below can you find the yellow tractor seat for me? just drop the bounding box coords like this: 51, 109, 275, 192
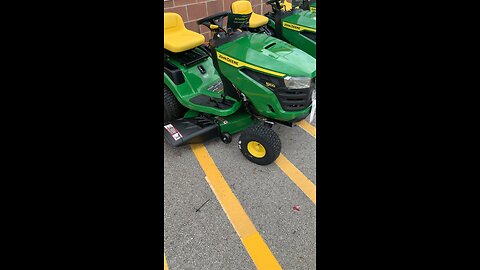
283, 0, 292, 11
231, 1, 269, 28
164, 13, 205, 53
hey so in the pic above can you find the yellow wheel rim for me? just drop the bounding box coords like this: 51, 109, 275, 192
247, 141, 266, 158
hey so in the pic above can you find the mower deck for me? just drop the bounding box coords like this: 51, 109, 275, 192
164, 110, 256, 147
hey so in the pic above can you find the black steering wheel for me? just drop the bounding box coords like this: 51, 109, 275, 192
265, 0, 286, 13
266, 0, 281, 5
197, 11, 231, 33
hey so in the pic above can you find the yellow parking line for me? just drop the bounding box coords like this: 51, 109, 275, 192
190, 144, 282, 270
164, 254, 168, 270
275, 154, 316, 204
296, 120, 316, 138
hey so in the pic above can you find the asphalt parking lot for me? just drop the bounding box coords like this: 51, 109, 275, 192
164, 117, 317, 270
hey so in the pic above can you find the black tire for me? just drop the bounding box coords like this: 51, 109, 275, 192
238, 124, 281, 165
164, 85, 186, 124
220, 133, 232, 144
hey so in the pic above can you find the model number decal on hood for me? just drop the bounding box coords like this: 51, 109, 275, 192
265, 82, 276, 88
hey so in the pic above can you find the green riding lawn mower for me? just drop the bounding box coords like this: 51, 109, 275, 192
305, 0, 316, 12
292, 0, 316, 12
280, 0, 316, 12
309, 1, 316, 12
229, 0, 316, 58
163, 10, 316, 165
263, 0, 317, 58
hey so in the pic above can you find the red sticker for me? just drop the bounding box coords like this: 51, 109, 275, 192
164, 124, 183, 141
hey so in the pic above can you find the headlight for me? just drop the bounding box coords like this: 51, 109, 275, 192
283, 76, 311, 89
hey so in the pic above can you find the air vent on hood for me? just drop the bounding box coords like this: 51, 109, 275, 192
264, 43, 276, 49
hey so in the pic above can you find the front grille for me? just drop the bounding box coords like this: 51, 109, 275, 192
242, 69, 314, 111
275, 84, 313, 111
301, 31, 316, 42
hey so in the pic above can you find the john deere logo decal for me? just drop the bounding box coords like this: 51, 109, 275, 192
310, 7, 316, 12
282, 22, 316, 33
283, 22, 301, 31
218, 53, 239, 66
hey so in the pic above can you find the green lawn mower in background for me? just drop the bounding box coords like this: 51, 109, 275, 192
297, 0, 316, 12
164, 12, 316, 165
308, 1, 316, 12
281, 0, 315, 12
263, 0, 317, 58
227, 0, 316, 58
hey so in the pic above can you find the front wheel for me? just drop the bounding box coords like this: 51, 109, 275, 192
238, 124, 281, 165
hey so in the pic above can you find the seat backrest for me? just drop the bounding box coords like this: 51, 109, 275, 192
284, 0, 292, 11
231, 1, 253, 14
164, 13, 185, 33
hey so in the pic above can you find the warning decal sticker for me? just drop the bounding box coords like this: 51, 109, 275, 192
207, 80, 224, 93
164, 124, 183, 141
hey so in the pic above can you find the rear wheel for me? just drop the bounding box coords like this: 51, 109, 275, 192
164, 85, 186, 124
238, 124, 281, 165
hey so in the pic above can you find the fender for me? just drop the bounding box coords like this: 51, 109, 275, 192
164, 72, 187, 107
164, 72, 179, 93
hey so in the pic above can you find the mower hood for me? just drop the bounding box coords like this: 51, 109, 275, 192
215, 33, 316, 78
284, 10, 317, 27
